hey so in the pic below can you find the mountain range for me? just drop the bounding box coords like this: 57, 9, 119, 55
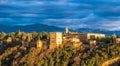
0, 24, 119, 36
0, 24, 64, 33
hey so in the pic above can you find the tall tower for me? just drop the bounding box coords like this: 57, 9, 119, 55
50, 32, 62, 49
64, 27, 69, 35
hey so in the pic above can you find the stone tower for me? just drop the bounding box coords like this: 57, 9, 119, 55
50, 32, 62, 49
64, 27, 69, 35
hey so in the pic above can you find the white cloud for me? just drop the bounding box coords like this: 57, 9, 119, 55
15, 23, 34, 26
0, 18, 14, 22
19, 13, 38, 17
98, 21, 120, 31
43, 18, 85, 24
42, 18, 89, 29
67, 24, 88, 30
0, 0, 91, 7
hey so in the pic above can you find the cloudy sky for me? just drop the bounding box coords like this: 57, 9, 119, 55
0, 0, 120, 31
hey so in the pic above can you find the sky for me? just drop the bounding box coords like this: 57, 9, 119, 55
0, 0, 120, 31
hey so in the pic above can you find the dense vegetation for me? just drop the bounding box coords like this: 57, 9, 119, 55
0, 31, 120, 66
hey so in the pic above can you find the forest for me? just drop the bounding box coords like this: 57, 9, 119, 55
0, 31, 120, 66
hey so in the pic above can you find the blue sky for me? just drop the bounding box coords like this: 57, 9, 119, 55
0, 0, 120, 31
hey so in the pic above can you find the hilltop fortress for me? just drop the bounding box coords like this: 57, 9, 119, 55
35, 27, 120, 49
48, 27, 105, 49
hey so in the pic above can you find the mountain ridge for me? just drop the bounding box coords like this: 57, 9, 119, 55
0, 24, 119, 36
0, 24, 64, 33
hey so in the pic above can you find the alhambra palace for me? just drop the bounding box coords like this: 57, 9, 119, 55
35, 27, 120, 49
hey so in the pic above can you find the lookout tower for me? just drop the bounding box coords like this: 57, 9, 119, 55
64, 27, 69, 35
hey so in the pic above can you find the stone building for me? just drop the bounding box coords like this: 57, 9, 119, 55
79, 33, 105, 43
63, 35, 82, 48
71, 37, 80, 43
115, 38, 120, 44
6, 37, 12, 43
71, 37, 82, 48
63, 27, 104, 44
64, 27, 79, 39
49, 32, 62, 49
36, 40, 43, 49
89, 40, 96, 45
28, 39, 49, 49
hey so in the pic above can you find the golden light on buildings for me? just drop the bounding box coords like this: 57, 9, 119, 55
36, 40, 43, 49
49, 32, 62, 49
6, 37, 12, 43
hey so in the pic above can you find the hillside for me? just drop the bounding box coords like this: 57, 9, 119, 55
101, 57, 120, 66
0, 31, 120, 66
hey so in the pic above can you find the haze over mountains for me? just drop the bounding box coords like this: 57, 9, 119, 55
0, 23, 119, 36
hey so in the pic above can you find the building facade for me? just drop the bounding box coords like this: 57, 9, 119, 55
71, 37, 82, 48
50, 32, 62, 49
79, 33, 105, 41
115, 38, 120, 44
36, 40, 43, 49
89, 40, 96, 45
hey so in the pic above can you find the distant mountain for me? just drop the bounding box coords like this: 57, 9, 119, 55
0, 24, 65, 33
76, 28, 120, 36
0, 24, 119, 36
